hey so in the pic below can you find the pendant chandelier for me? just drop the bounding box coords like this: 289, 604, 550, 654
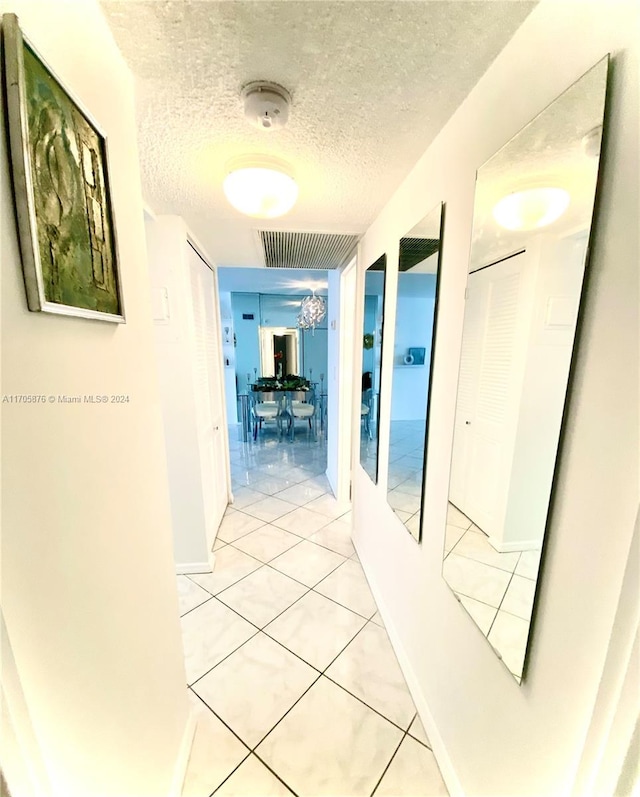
297, 291, 326, 331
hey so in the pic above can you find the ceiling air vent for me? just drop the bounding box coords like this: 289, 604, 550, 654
399, 238, 440, 272
258, 230, 359, 270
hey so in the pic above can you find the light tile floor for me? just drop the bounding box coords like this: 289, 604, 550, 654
442, 503, 542, 680
178, 424, 448, 797
386, 421, 428, 539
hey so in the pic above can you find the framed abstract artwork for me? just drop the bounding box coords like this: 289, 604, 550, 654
2, 13, 125, 322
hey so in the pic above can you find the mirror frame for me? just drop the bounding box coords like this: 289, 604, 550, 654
359, 253, 388, 484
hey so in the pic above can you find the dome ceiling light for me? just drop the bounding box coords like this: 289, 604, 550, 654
223, 81, 298, 218
223, 156, 298, 218
492, 187, 570, 231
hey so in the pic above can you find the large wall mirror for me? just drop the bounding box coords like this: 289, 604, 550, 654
442, 58, 609, 682
259, 327, 300, 378
386, 204, 444, 541
359, 254, 387, 483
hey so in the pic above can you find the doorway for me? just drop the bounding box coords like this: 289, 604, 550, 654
326, 256, 357, 504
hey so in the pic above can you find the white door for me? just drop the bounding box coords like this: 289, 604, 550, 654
450, 251, 536, 537
327, 258, 357, 504
187, 246, 228, 551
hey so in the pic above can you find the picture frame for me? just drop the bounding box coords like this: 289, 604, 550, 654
408, 346, 426, 365
2, 13, 125, 322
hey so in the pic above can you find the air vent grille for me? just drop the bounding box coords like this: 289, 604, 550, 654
259, 231, 359, 270
399, 238, 440, 272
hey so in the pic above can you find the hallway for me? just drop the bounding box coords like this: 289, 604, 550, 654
176, 426, 448, 797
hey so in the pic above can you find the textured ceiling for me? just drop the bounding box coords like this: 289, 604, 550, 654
100, 0, 535, 267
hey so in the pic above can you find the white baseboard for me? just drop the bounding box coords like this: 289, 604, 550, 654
168, 706, 197, 797
176, 561, 213, 575
488, 537, 542, 553
354, 545, 465, 797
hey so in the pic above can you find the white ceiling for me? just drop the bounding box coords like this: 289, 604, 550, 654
100, 0, 535, 267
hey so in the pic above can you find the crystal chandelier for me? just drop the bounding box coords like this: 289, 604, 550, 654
297, 291, 327, 331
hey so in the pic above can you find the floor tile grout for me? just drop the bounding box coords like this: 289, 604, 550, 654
185, 551, 266, 595
192, 618, 421, 763
192, 509, 372, 621
322, 672, 416, 737
249, 751, 300, 797
190, 689, 252, 754
178, 593, 214, 619
188, 580, 413, 746
211, 550, 378, 630
180, 428, 444, 796
187, 626, 262, 690
370, 729, 409, 797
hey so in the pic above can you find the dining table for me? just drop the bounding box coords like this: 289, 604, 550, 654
237, 387, 327, 443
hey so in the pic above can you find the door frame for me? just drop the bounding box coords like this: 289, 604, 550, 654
187, 237, 232, 510
333, 255, 358, 504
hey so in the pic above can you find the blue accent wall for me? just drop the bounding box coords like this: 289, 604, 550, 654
230, 292, 328, 394
231, 293, 261, 393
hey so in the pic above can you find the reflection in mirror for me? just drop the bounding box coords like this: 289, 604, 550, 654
442, 58, 609, 682
259, 326, 300, 378
386, 204, 444, 541
359, 254, 387, 483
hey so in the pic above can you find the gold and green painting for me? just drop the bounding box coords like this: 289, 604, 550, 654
3, 14, 124, 322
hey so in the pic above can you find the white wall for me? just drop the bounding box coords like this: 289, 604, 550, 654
218, 291, 238, 424
352, 2, 639, 794
0, 3, 190, 795
1, 611, 52, 797
231, 293, 261, 392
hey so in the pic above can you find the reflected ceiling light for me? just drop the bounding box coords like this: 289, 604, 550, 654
284, 279, 328, 292
492, 187, 570, 231
223, 157, 298, 218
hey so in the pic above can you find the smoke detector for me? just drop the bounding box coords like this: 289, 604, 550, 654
242, 81, 291, 131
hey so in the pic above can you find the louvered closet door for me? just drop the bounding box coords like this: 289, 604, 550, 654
451, 252, 535, 538
188, 249, 227, 550
449, 274, 485, 508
